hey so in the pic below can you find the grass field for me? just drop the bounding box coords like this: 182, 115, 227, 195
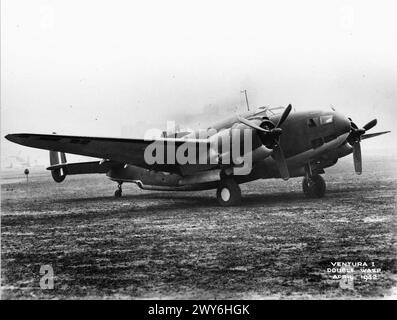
1, 155, 396, 299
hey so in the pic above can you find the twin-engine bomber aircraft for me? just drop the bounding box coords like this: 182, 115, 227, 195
5, 105, 390, 206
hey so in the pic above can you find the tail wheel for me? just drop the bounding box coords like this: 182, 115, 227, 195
216, 178, 241, 206
303, 174, 326, 198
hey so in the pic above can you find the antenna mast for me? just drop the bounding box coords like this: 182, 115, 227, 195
241, 90, 250, 111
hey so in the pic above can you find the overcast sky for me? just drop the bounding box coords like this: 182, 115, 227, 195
1, 0, 397, 166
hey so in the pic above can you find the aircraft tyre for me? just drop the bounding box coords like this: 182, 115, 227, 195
216, 178, 241, 206
302, 174, 326, 198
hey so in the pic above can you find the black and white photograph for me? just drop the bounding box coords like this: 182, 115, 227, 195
1, 0, 396, 304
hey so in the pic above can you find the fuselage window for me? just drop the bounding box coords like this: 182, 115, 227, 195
308, 118, 317, 127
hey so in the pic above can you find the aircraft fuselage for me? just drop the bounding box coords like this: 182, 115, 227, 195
107, 109, 353, 190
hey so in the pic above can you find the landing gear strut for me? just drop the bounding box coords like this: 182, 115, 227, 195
302, 174, 326, 198
216, 178, 241, 206
114, 183, 123, 198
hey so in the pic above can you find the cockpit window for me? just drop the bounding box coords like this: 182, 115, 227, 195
320, 115, 333, 125
307, 115, 333, 128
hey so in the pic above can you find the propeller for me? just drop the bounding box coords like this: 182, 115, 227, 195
237, 104, 292, 180
347, 118, 377, 174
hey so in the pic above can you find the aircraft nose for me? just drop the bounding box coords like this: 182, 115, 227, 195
334, 112, 351, 135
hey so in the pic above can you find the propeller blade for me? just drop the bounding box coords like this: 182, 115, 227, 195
273, 145, 290, 180
352, 143, 362, 175
237, 116, 270, 133
276, 104, 292, 128
363, 119, 377, 131
361, 131, 390, 140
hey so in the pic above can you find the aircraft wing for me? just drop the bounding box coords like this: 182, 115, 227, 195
5, 133, 210, 172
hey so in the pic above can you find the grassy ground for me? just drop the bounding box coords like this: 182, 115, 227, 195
1, 155, 396, 299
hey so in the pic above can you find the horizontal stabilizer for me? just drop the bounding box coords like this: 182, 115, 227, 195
47, 161, 115, 175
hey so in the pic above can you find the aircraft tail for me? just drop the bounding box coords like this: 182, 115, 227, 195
50, 150, 67, 165
49, 151, 67, 182
48, 151, 112, 182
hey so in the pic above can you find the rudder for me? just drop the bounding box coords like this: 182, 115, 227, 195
49, 150, 67, 182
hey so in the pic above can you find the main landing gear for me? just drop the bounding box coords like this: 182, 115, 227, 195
216, 178, 241, 206
302, 174, 326, 198
114, 182, 123, 198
